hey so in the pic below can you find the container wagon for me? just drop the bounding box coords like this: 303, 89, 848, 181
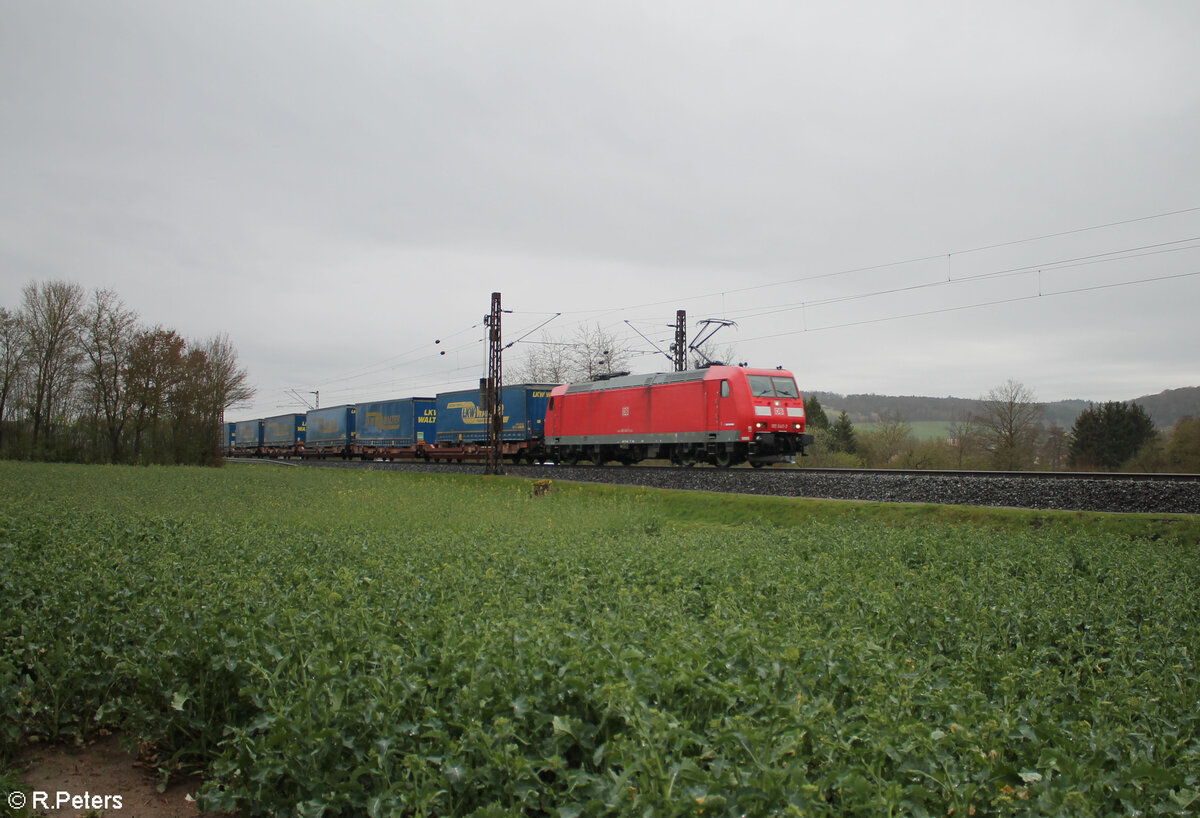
433, 383, 556, 463
353, 398, 436, 458
262, 413, 306, 457
232, 419, 263, 457
304, 405, 357, 457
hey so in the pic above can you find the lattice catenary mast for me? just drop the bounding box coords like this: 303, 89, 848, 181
484, 291, 504, 474
672, 310, 687, 372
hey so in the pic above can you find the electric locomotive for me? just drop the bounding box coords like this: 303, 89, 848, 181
542, 365, 813, 467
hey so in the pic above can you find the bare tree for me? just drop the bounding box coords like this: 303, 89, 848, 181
859, 409, 913, 467
948, 409, 986, 468
126, 327, 187, 462
198, 333, 254, 463
81, 289, 139, 462
513, 332, 576, 383
570, 323, 632, 381
689, 341, 736, 369
0, 306, 27, 451
514, 323, 634, 383
976, 379, 1043, 470
20, 280, 85, 451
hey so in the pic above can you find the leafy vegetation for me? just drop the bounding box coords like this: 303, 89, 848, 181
2, 462, 1198, 816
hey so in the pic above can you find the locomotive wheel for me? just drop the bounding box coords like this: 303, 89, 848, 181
750, 460, 766, 468
713, 446, 733, 469
590, 446, 607, 466
564, 449, 581, 466
672, 446, 698, 467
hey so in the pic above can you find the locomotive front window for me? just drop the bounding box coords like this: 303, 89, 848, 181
748, 375, 775, 397
749, 375, 800, 398
771, 377, 800, 398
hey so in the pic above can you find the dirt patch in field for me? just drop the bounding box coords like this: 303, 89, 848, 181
14, 734, 219, 817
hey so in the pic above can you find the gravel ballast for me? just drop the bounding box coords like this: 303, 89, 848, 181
294, 460, 1200, 515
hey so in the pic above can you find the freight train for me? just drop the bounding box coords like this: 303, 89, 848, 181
225, 365, 813, 468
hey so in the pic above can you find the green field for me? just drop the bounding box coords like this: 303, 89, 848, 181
853, 420, 953, 441
1, 462, 1198, 816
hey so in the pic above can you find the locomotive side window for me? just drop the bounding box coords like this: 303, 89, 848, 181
721, 380, 730, 398
548, 397, 555, 410
771, 377, 799, 398
748, 375, 775, 397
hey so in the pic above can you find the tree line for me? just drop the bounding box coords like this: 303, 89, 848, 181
806, 379, 1200, 473
0, 280, 253, 465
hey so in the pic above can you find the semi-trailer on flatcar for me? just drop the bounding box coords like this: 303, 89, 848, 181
304, 404, 357, 458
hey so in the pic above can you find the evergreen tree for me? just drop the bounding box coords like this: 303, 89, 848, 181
804, 394, 829, 430
1068, 401, 1157, 470
828, 411, 857, 454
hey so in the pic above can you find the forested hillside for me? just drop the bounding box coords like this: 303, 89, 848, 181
812, 387, 1198, 430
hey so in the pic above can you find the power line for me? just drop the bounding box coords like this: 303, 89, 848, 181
737, 269, 1200, 342
256, 204, 1200, 410
727, 237, 1200, 322
542, 204, 1200, 318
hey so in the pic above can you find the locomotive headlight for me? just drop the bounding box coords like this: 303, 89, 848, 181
793, 423, 803, 430
755, 421, 767, 429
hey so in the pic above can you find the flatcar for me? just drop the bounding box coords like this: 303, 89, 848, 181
542, 366, 813, 467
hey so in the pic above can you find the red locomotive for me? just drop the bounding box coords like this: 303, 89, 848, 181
543, 366, 814, 467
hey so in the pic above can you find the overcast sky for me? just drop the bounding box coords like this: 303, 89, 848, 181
3, 1, 1198, 420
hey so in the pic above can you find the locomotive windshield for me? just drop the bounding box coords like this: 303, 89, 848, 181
748, 375, 800, 398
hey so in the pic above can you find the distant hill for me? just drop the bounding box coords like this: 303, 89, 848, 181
811, 386, 1199, 433
1130, 387, 1200, 429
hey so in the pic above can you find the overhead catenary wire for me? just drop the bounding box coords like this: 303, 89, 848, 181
735, 269, 1200, 343
257, 204, 1200, 413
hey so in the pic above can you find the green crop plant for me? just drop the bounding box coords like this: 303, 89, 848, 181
0, 461, 1197, 816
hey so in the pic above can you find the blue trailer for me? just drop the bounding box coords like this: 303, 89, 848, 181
304, 405, 356, 456
233, 419, 263, 455
355, 398, 436, 451
435, 384, 555, 444
262, 413, 306, 455
223, 422, 235, 454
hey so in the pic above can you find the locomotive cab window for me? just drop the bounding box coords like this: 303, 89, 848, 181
748, 374, 800, 398
748, 375, 775, 397
720, 380, 730, 398
772, 377, 799, 398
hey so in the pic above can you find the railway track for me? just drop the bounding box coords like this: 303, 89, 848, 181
237, 458, 1200, 515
